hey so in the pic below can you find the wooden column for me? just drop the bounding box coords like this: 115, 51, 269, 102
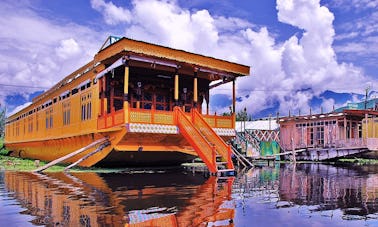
232, 79, 236, 113
365, 113, 369, 139
193, 71, 198, 108
174, 73, 179, 106
102, 77, 107, 114
206, 90, 209, 115
344, 117, 347, 140
99, 77, 104, 115
373, 115, 376, 137
124, 61, 129, 123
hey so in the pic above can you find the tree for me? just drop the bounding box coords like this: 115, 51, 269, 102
0, 104, 5, 138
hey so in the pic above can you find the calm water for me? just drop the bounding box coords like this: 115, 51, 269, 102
0, 164, 377, 227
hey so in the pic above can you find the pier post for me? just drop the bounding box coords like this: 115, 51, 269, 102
291, 137, 296, 163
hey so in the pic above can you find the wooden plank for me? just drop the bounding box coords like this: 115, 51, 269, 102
274, 149, 306, 156
231, 146, 254, 167
64, 141, 110, 171
33, 137, 109, 172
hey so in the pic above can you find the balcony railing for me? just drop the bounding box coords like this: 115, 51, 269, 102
97, 109, 125, 130
280, 138, 367, 151
128, 108, 235, 128
97, 107, 235, 130
129, 108, 175, 125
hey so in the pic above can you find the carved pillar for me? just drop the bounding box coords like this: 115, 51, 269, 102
174, 73, 179, 106
193, 70, 198, 108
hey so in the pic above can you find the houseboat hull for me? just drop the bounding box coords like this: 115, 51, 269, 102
6, 126, 201, 167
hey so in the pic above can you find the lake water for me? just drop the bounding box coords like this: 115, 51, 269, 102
0, 163, 377, 227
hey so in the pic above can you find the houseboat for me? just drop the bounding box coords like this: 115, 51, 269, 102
4, 36, 250, 173
279, 109, 378, 160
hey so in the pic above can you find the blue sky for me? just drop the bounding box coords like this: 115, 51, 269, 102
1, 0, 377, 116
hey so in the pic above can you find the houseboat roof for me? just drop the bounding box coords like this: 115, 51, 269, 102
279, 109, 378, 123
235, 120, 279, 132
30, 36, 250, 107
95, 36, 251, 77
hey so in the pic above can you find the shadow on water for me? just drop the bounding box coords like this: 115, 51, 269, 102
0, 163, 377, 226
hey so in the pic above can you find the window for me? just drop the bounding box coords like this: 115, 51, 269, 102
316, 126, 324, 146
45, 108, 53, 129
28, 116, 33, 133
63, 101, 71, 126
81, 92, 92, 121
71, 88, 78, 95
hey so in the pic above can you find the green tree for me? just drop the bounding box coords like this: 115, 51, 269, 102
236, 108, 251, 121
0, 104, 5, 138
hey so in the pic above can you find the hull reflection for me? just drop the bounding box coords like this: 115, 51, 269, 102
4, 171, 235, 226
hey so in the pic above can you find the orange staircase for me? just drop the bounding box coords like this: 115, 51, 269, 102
174, 107, 234, 174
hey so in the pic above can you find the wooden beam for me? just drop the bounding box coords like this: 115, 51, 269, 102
33, 137, 109, 172
64, 141, 110, 171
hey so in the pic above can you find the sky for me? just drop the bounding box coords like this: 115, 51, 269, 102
0, 0, 378, 117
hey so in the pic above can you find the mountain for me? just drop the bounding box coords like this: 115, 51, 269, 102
211, 90, 369, 119
3, 90, 369, 119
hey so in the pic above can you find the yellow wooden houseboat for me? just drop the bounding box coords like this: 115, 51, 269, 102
4, 36, 250, 173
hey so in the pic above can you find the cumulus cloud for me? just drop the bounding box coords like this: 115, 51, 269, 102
120, 0, 370, 115
0, 1, 101, 106
91, 0, 131, 25
2, 0, 375, 118
55, 38, 81, 59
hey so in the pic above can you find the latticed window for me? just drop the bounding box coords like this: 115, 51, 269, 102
45, 108, 53, 129
81, 92, 92, 121
62, 101, 71, 125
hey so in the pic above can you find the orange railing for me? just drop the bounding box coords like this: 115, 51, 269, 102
129, 108, 175, 125
174, 107, 217, 173
193, 109, 234, 169
202, 114, 235, 128
98, 109, 124, 130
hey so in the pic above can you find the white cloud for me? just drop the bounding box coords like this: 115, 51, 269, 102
329, 0, 378, 11
3, 0, 375, 118
0, 1, 101, 107
91, 0, 372, 115
55, 38, 81, 59
6, 102, 32, 117
91, 0, 131, 25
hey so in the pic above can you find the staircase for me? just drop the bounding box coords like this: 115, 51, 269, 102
174, 107, 234, 174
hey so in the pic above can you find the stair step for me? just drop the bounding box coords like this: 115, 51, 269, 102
217, 168, 235, 173
216, 162, 228, 165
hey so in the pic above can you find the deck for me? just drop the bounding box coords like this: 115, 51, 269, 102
234, 130, 377, 161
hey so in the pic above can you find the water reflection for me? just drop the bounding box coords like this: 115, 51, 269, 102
279, 164, 377, 216
233, 164, 378, 226
3, 171, 234, 226
1, 164, 378, 226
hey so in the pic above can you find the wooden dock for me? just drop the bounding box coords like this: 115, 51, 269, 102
279, 147, 370, 161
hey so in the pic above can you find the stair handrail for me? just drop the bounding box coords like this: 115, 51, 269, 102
174, 107, 217, 173
192, 109, 234, 169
